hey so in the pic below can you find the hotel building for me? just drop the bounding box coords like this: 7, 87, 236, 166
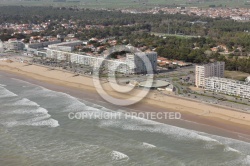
205, 77, 250, 99
195, 62, 225, 88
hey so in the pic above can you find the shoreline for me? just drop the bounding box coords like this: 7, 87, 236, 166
1, 61, 250, 142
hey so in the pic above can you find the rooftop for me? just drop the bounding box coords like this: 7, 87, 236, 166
139, 80, 170, 88
207, 77, 250, 86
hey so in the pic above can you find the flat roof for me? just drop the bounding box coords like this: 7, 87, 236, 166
48, 40, 82, 47
206, 77, 250, 86
139, 80, 170, 88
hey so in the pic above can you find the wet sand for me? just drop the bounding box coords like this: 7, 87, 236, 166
0, 61, 250, 142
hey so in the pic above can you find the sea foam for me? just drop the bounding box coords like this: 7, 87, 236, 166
12, 98, 40, 107
0, 96, 59, 128
142, 142, 156, 148
224, 147, 240, 153
0, 86, 18, 98
9, 108, 48, 115
3, 119, 59, 128
98, 116, 226, 147
110, 151, 129, 161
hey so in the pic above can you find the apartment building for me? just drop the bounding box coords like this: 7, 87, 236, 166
195, 62, 225, 88
205, 77, 250, 99
46, 48, 157, 74
126, 52, 157, 74
4, 39, 25, 51
26, 40, 61, 49
48, 41, 82, 52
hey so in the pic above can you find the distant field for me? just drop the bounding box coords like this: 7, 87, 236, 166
151, 32, 202, 39
224, 70, 249, 81
0, 0, 249, 8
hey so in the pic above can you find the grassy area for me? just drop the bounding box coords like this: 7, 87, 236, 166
151, 32, 202, 39
224, 70, 249, 81
0, 0, 249, 8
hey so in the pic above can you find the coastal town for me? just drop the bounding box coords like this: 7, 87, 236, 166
0, 33, 249, 111
0, 6, 249, 112
122, 7, 250, 21
0, 7, 250, 111
0, 2, 250, 165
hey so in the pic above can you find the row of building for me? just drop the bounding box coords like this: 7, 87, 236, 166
0, 38, 158, 74
0, 23, 48, 34
0, 38, 61, 52
45, 48, 157, 74
205, 77, 250, 99
122, 7, 250, 21
195, 62, 250, 99
0, 39, 157, 74
157, 57, 192, 67
41, 41, 158, 74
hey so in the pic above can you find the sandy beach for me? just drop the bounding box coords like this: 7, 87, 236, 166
1, 60, 250, 140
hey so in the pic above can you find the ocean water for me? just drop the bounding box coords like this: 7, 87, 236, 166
0, 74, 250, 166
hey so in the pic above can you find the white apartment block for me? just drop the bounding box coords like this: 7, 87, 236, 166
4, 40, 25, 51
46, 49, 157, 74
205, 77, 250, 99
126, 52, 157, 74
26, 40, 61, 49
195, 62, 225, 87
